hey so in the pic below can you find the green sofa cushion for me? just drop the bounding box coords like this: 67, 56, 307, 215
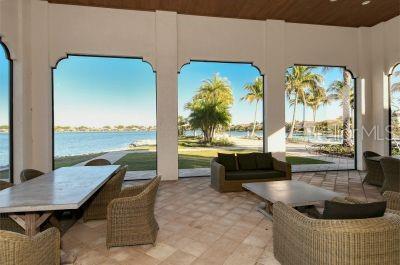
237, 153, 257, 170
225, 170, 284, 181
322, 200, 386, 219
217, 153, 238, 171
254, 152, 273, 170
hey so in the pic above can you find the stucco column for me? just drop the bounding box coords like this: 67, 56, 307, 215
356, 27, 372, 170
265, 20, 286, 160
370, 23, 389, 156
0, 0, 34, 182
155, 11, 178, 181
30, 0, 53, 172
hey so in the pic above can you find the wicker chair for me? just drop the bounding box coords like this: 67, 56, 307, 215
380, 157, 400, 193
20, 169, 44, 182
106, 175, 161, 248
0, 181, 24, 234
0, 228, 60, 265
383, 191, 400, 211
363, 151, 384, 186
85, 159, 111, 166
273, 201, 400, 265
83, 166, 127, 222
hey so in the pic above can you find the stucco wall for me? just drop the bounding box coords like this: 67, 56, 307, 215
369, 16, 400, 155
0, 0, 398, 180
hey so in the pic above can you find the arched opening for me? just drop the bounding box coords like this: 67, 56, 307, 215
389, 63, 400, 155
0, 40, 12, 182
285, 65, 356, 172
178, 61, 264, 177
52, 55, 157, 180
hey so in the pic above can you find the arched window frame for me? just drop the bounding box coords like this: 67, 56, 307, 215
0, 38, 13, 182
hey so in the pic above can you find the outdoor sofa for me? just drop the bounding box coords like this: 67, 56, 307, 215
211, 152, 291, 192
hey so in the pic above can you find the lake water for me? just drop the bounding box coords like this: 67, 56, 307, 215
54, 131, 157, 157
0, 130, 350, 167
54, 130, 262, 158
0, 133, 9, 168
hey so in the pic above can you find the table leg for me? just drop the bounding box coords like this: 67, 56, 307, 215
25, 213, 40, 236
9, 212, 52, 237
256, 200, 274, 220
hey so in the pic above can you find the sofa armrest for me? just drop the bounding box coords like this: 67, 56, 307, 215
210, 158, 225, 191
272, 158, 291, 179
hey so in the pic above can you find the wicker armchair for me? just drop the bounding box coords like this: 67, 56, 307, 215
83, 166, 127, 222
363, 151, 384, 186
85, 159, 111, 166
106, 176, 161, 248
383, 191, 400, 211
20, 169, 44, 182
273, 201, 400, 265
0, 228, 60, 265
380, 157, 400, 193
0, 181, 24, 234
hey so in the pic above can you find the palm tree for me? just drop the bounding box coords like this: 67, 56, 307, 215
241, 77, 263, 137
305, 86, 331, 134
185, 74, 234, 143
328, 74, 354, 147
285, 66, 323, 138
391, 70, 400, 92
177, 115, 189, 137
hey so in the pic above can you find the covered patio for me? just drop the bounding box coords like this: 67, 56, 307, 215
0, 0, 399, 264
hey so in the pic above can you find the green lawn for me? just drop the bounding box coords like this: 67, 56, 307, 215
114, 151, 331, 171
0, 170, 9, 180
286, 156, 332, 165
54, 152, 106, 169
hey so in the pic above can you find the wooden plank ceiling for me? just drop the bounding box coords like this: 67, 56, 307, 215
46, 0, 399, 27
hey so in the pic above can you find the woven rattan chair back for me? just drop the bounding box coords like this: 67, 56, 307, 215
20, 169, 44, 183
363, 151, 381, 158
381, 157, 400, 193
106, 175, 161, 248
0, 180, 12, 191
85, 159, 112, 166
83, 166, 127, 221
0, 181, 23, 233
0, 228, 60, 265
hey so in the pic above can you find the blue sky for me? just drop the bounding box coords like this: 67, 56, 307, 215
285, 66, 353, 122
179, 62, 262, 125
54, 58, 264, 127
54, 56, 156, 127
390, 64, 400, 111
0, 45, 10, 126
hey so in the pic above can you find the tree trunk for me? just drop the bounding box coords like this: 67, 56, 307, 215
302, 98, 306, 131
288, 93, 299, 139
342, 70, 352, 147
251, 100, 259, 137
312, 109, 317, 134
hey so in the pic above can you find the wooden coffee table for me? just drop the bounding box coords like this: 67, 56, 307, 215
243, 180, 342, 218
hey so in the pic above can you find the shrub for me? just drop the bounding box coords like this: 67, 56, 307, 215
311, 144, 354, 158
212, 138, 234, 147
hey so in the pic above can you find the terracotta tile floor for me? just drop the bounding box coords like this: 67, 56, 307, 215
63, 171, 382, 265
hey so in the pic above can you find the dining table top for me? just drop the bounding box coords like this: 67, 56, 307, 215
0, 165, 120, 213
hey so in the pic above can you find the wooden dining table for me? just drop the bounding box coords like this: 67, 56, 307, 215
0, 165, 120, 236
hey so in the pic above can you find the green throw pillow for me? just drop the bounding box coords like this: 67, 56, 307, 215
322, 200, 386, 219
254, 152, 273, 170
237, 153, 258, 170
217, 153, 238, 171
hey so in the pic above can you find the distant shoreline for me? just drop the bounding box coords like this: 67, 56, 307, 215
54, 130, 156, 133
